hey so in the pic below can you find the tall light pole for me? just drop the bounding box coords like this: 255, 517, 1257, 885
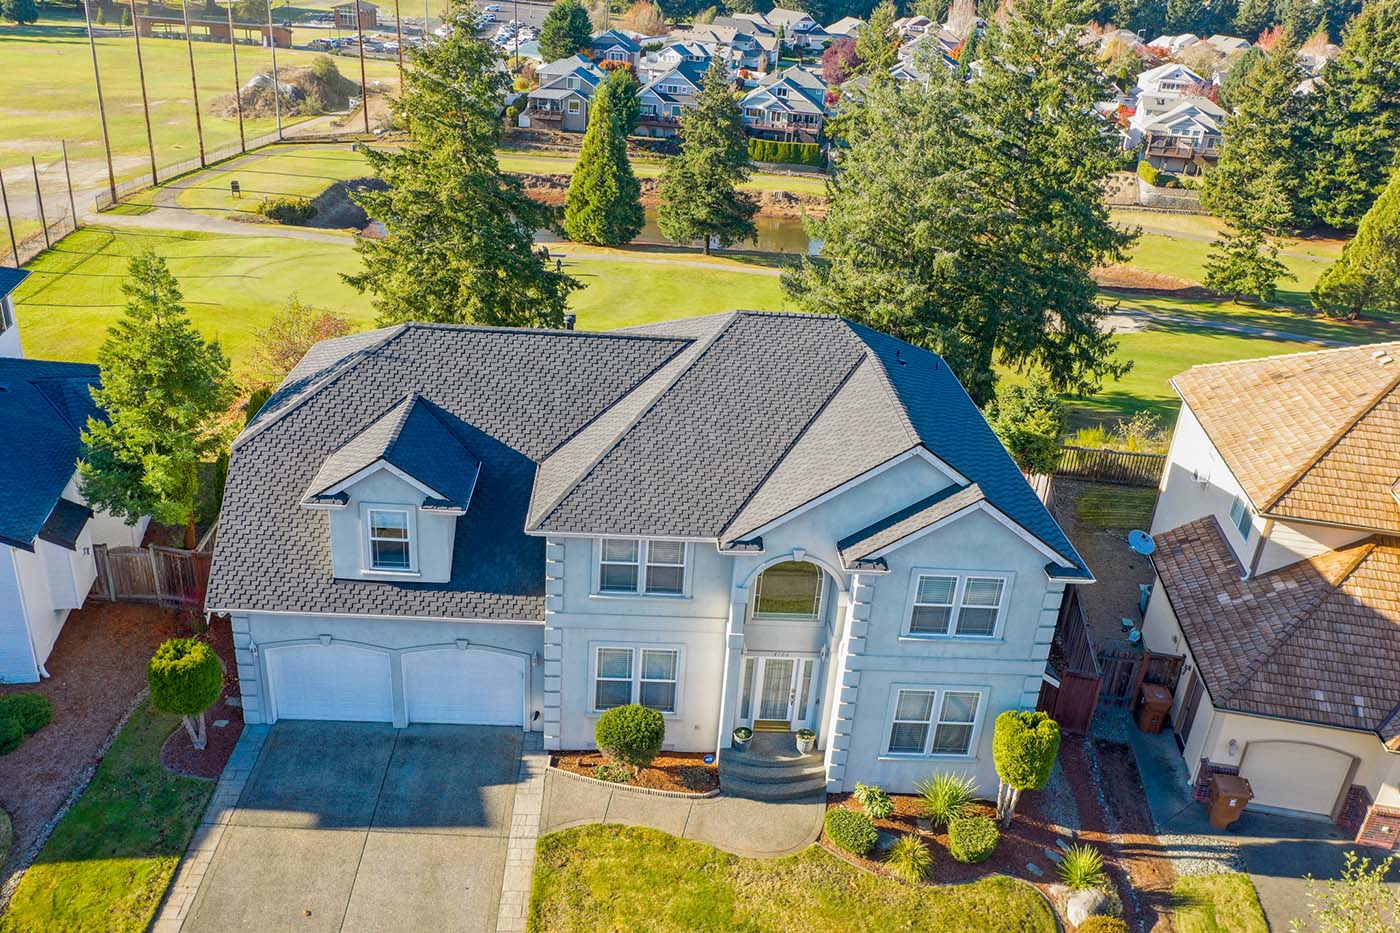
354, 0, 370, 134
182, 0, 208, 167
129, 0, 159, 185
266, 0, 283, 138
81, 0, 118, 205
394, 0, 403, 79
226, 0, 246, 152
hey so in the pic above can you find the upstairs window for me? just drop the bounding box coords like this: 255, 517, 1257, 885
597, 539, 688, 596
1229, 493, 1253, 539
907, 572, 1008, 638
367, 508, 412, 571
753, 560, 823, 619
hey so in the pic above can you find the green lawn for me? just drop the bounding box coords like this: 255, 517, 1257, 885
0, 701, 213, 933
530, 825, 1056, 933
1120, 232, 1333, 306
168, 144, 374, 216
1172, 873, 1269, 933
1074, 486, 1160, 530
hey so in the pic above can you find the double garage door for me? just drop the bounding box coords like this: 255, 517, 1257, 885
265, 643, 526, 726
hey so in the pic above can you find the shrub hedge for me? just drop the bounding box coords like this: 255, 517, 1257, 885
747, 138, 824, 167
147, 638, 223, 717
948, 815, 1000, 864
256, 196, 316, 225
0, 718, 22, 756
0, 693, 52, 735
825, 807, 878, 856
1077, 918, 1129, 933
595, 704, 665, 771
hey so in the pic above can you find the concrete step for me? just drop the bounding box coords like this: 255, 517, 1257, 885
721, 772, 828, 801
719, 757, 827, 784
718, 746, 823, 771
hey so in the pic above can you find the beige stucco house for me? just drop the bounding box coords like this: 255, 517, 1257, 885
1143, 343, 1400, 848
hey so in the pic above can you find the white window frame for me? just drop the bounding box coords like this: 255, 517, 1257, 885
567, 99, 581, 114
902, 570, 1012, 639
882, 685, 986, 759
751, 560, 825, 621
589, 644, 684, 715
1229, 493, 1253, 540
593, 538, 691, 598
361, 503, 418, 575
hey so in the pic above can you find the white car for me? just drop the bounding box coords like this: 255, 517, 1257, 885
485, 4, 500, 10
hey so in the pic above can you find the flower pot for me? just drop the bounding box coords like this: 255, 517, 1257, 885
732, 728, 752, 750
795, 731, 816, 754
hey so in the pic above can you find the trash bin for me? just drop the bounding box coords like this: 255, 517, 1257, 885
1208, 774, 1253, 829
1136, 683, 1173, 734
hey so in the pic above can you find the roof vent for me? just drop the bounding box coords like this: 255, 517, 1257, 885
1374, 349, 1394, 365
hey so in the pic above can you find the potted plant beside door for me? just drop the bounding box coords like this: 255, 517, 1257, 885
732, 726, 753, 750
796, 728, 816, 754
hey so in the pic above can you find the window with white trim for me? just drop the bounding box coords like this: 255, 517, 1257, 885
567, 100, 581, 114
907, 573, 1007, 637
592, 646, 680, 713
367, 508, 412, 571
753, 560, 823, 619
597, 539, 688, 596
1228, 493, 1252, 539
886, 687, 981, 756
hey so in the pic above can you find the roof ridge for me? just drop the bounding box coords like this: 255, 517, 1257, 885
379, 392, 424, 463
1261, 367, 1400, 510
839, 320, 921, 448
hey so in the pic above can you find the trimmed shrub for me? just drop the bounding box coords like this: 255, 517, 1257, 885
0, 693, 52, 735
0, 718, 22, 756
1136, 159, 1160, 186
148, 639, 223, 716
255, 196, 316, 225
747, 138, 823, 167
948, 815, 1000, 863
593, 762, 632, 783
595, 704, 665, 772
825, 807, 878, 856
884, 833, 932, 882
854, 782, 894, 820
1076, 914, 1128, 932
917, 771, 978, 827
1058, 842, 1107, 890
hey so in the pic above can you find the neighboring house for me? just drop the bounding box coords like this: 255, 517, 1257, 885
588, 28, 643, 67
0, 270, 148, 684
207, 312, 1091, 796
1135, 62, 1205, 97
1146, 33, 1199, 55
1142, 343, 1400, 846
674, 24, 779, 72
638, 40, 714, 84
893, 15, 932, 39
637, 59, 708, 137
826, 15, 865, 38
1203, 34, 1251, 54
332, 0, 376, 30
740, 65, 830, 143
1138, 96, 1224, 174
726, 7, 831, 51
523, 55, 605, 133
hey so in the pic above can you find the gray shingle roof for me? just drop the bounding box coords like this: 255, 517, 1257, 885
0, 358, 101, 551
838, 483, 985, 570
0, 267, 29, 299
39, 498, 94, 551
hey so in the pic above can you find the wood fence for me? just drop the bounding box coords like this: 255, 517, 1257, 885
1038, 586, 1102, 735
1056, 445, 1166, 487
92, 544, 212, 607
1096, 644, 1184, 707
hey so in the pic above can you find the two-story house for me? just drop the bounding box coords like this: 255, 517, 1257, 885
637, 59, 709, 137
1131, 95, 1224, 174
588, 28, 644, 67
523, 55, 605, 133
0, 269, 149, 684
206, 312, 1091, 797
638, 40, 714, 84
1142, 344, 1400, 848
724, 7, 831, 52
672, 24, 779, 73
1135, 62, 1206, 98
740, 66, 830, 143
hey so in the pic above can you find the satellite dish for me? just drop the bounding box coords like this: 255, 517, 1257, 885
1128, 530, 1156, 556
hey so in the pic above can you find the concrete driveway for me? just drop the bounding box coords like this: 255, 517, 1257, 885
182, 721, 522, 933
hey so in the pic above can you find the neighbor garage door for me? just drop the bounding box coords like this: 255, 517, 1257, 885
403, 648, 526, 726
266, 643, 394, 723
1239, 741, 1352, 816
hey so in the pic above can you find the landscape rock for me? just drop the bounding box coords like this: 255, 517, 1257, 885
1067, 887, 1116, 926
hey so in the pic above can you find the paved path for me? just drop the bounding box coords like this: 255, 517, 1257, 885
496, 733, 546, 933
540, 770, 824, 858
1104, 307, 1351, 346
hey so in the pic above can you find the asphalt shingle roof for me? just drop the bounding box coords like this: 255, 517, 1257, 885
38, 498, 94, 550
0, 267, 29, 298
838, 483, 985, 570
0, 357, 101, 551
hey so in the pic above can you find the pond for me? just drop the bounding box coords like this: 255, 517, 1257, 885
538, 206, 820, 256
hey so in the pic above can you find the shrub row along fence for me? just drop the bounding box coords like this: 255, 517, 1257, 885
746, 138, 824, 168
1055, 445, 1166, 487
92, 544, 212, 607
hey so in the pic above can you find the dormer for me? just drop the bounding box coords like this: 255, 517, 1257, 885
301, 393, 479, 583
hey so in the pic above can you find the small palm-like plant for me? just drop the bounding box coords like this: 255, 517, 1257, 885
1058, 843, 1107, 890
884, 834, 932, 882
854, 782, 894, 820
917, 771, 978, 827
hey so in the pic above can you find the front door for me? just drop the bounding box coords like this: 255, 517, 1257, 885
757, 658, 795, 726
742, 656, 818, 731
1175, 670, 1205, 752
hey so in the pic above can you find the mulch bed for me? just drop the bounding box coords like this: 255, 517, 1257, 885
160, 614, 244, 780
0, 601, 183, 884
552, 750, 719, 794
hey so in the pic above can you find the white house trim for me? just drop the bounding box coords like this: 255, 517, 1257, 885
863, 499, 1077, 569
305, 459, 445, 505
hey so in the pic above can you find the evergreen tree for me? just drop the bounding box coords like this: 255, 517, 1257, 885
983, 375, 1066, 475
1302, 0, 1400, 230
1, 0, 38, 23
855, 0, 899, 77
564, 71, 644, 246
784, 0, 1133, 406
1201, 36, 1308, 230
1232, 0, 1273, 38
79, 251, 234, 549
1312, 168, 1400, 318
657, 59, 758, 254
346, 24, 578, 327
1203, 225, 1293, 302
539, 0, 594, 62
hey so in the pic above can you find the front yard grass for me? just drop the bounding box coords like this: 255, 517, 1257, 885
1172, 872, 1269, 933
0, 700, 213, 933
530, 824, 1057, 933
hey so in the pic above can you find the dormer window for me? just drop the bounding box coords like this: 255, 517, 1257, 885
367, 507, 413, 571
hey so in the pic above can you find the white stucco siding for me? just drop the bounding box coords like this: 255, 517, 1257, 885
1254, 520, 1369, 575
1152, 403, 1255, 562
327, 469, 457, 583
234, 613, 544, 728
0, 546, 39, 683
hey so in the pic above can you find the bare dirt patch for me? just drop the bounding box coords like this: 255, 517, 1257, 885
551, 750, 719, 794
160, 614, 243, 780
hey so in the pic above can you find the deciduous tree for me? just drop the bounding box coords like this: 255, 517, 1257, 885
822, 37, 861, 84
564, 71, 644, 246
1290, 852, 1400, 933
1312, 168, 1400, 318
2, 0, 39, 23
79, 252, 233, 549
346, 24, 578, 327
248, 295, 355, 389
539, 0, 594, 61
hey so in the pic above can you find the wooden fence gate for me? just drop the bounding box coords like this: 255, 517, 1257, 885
1096, 644, 1184, 707
92, 544, 212, 606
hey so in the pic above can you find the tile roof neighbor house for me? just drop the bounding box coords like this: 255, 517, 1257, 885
1141, 342, 1400, 845
0, 271, 150, 683
208, 311, 1090, 798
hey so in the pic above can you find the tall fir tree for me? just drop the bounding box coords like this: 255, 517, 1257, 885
784, 0, 1133, 406
346, 24, 577, 327
539, 0, 594, 62
657, 59, 758, 254
1201, 35, 1308, 230
79, 251, 234, 548
1312, 167, 1400, 318
564, 71, 645, 246
2, 0, 39, 24
855, 0, 899, 78
1302, 0, 1400, 230
1232, 0, 1273, 39
1204, 171, 1294, 301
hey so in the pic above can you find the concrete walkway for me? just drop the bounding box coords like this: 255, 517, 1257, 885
540, 770, 825, 858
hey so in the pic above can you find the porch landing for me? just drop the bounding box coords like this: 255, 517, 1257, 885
719, 732, 826, 800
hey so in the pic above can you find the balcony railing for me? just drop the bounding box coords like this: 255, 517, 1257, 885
1145, 138, 1219, 160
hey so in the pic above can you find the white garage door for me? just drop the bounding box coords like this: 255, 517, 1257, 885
266, 644, 394, 723
1240, 741, 1352, 816
403, 648, 525, 726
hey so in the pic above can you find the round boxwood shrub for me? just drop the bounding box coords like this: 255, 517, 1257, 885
594, 704, 665, 773
148, 638, 223, 750
825, 807, 878, 857
948, 814, 1001, 863
0, 717, 22, 757
0, 693, 52, 735
1077, 918, 1129, 933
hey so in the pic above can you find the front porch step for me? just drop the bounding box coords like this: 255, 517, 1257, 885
721, 772, 828, 801
718, 757, 826, 784
718, 746, 824, 770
